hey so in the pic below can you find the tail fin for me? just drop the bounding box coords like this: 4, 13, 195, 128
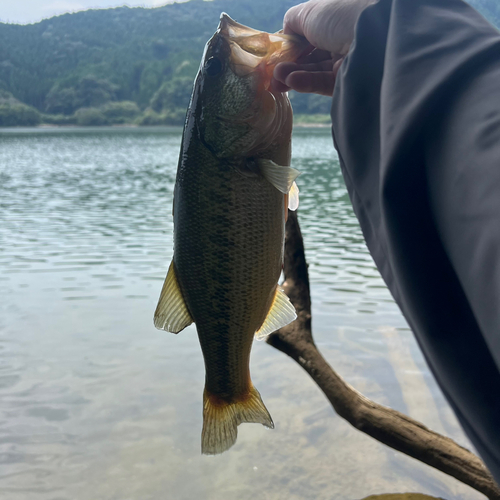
201, 386, 274, 455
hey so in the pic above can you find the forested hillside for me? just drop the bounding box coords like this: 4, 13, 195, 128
0, 0, 498, 126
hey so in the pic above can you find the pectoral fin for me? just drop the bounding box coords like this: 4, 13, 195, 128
288, 181, 299, 211
154, 260, 193, 333
255, 287, 297, 340
258, 159, 300, 194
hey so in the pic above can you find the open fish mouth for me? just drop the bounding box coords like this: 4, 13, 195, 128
216, 13, 308, 84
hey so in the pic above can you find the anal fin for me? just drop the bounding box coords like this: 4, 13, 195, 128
255, 287, 297, 340
154, 260, 193, 333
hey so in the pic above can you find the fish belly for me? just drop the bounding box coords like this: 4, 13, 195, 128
174, 156, 284, 400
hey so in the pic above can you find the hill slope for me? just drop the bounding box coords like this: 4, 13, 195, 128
0, 0, 498, 124
0, 0, 298, 113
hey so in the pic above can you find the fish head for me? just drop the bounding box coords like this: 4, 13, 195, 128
193, 13, 308, 159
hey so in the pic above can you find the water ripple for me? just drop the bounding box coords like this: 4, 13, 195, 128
0, 126, 475, 500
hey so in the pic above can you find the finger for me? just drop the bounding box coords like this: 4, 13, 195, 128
293, 60, 338, 72
283, 3, 308, 37
270, 78, 291, 93
273, 62, 300, 85
271, 62, 297, 93
296, 48, 333, 65
296, 42, 316, 60
274, 60, 335, 84
285, 70, 336, 96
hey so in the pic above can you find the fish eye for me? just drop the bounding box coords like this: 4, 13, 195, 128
204, 57, 223, 77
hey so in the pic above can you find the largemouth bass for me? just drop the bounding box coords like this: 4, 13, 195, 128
154, 13, 306, 455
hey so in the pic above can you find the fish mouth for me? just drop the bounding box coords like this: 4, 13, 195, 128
215, 13, 308, 84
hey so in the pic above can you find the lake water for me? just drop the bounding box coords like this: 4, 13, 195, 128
0, 126, 483, 500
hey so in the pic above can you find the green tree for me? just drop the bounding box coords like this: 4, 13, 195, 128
0, 90, 41, 126
149, 76, 193, 114
45, 76, 119, 115
101, 101, 140, 123
75, 107, 107, 126
0, 0, 497, 125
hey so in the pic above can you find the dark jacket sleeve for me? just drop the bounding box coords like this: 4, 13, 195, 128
331, 0, 500, 481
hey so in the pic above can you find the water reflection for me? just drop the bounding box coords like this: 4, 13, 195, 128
0, 126, 481, 500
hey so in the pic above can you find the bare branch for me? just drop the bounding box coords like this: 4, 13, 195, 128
267, 210, 500, 500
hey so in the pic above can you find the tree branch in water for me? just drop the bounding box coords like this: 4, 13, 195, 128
267, 210, 500, 500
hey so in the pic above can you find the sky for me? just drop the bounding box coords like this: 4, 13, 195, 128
0, 0, 188, 25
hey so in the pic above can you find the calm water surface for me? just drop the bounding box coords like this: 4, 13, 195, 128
0, 127, 482, 500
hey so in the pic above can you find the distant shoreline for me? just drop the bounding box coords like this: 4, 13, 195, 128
293, 122, 331, 128
0, 121, 332, 130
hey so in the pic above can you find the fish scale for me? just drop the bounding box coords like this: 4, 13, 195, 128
175, 155, 284, 399
153, 13, 307, 454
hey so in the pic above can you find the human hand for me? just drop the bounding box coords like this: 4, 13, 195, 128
272, 0, 376, 95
